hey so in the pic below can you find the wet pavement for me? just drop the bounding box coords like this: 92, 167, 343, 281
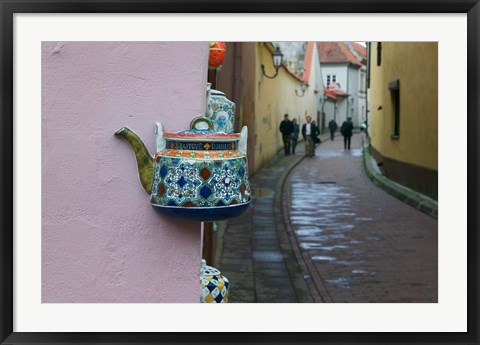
215, 147, 311, 302
217, 133, 438, 303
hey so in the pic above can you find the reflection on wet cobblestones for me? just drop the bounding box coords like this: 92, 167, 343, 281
288, 136, 437, 302
290, 180, 372, 289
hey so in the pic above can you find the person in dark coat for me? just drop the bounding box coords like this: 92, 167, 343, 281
279, 113, 294, 156
291, 118, 300, 155
311, 120, 321, 156
328, 118, 338, 141
340, 117, 354, 150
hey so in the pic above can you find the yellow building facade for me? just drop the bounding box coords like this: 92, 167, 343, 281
253, 42, 322, 172
217, 42, 323, 174
369, 42, 438, 198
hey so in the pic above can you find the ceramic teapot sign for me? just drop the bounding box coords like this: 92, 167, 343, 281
200, 259, 229, 303
114, 116, 251, 221
206, 83, 235, 134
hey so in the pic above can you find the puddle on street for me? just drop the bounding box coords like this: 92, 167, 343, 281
325, 224, 355, 231
335, 260, 365, 266
355, 217, 374, 221
294, 228, 324, 236
316, 245, 350, 251
352, 269, 376, 275
324, 277, 365, 288
312, 255, 336, 261
299, 242, 324, 250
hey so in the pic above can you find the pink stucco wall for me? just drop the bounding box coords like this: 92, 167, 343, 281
41, 42, 208, 302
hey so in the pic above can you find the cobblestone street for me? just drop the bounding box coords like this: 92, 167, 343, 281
218, 133, 438, 303
286, 134, 437, 302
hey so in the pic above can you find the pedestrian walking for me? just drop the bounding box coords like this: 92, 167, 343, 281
291, 118, 300, 155
279, 113, 294, 156
301, 115, 317, 158
340, 117, 354, 150
328, 118, 338, 141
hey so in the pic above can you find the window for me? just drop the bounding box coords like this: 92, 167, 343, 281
326, 75, 336, 87
389, 79, 400, 138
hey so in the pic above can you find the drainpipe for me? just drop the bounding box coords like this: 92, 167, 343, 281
232, 42, 241, 131
346, 64, 350, 122
322, 96, 328, 118
366, 42, 371, 135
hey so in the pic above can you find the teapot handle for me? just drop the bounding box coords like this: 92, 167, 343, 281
190, 116, 214, 131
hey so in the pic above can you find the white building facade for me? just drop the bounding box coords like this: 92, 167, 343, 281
317, 42, 367, 129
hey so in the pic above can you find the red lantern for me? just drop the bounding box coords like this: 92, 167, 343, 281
209, 42, 226, 70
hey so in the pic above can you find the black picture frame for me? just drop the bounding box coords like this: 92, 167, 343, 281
1, 1, 479, 344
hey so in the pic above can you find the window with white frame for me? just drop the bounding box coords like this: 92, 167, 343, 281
326, 74, 336, 87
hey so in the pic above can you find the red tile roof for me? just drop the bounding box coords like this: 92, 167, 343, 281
301, 42, 314, 84
351, 42, 366, 57
316, 42, 365, 67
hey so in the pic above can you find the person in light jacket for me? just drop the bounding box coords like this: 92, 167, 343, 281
301, 115, 317, 158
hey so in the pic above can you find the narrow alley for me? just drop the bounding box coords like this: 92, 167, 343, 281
217, 132, 438, 303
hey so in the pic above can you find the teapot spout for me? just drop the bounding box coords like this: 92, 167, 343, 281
114, 127, 154, 195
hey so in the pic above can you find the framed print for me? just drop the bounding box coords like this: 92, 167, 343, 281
1, 0, 479, 344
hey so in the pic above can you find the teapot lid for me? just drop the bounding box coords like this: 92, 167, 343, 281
163, 116, 240, 141
200, 259, 221, 277
210, 89, 225, 96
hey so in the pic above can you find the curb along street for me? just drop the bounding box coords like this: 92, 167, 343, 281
280, 135, 333, 303
361, 134, 438, 219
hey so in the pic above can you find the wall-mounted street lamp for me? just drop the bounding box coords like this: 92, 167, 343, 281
261, 46, 284, 79
295, 81, 308, 97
